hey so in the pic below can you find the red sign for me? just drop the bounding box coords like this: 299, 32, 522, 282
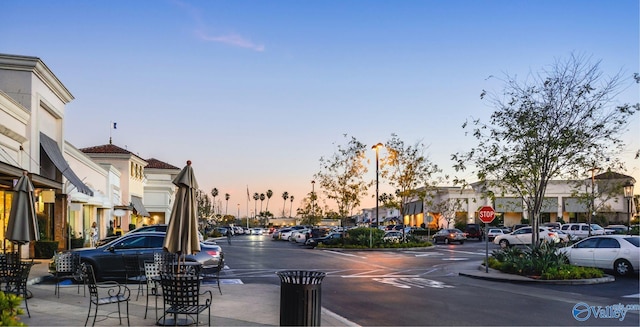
478, 206, 495, 224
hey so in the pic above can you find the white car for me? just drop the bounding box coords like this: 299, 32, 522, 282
560, 223, 612, 239
290, 229, 310, 243
487, 228, 505, 242
557, 235, 639, 276
493, 226, 560, 248
383, 231, 403, 243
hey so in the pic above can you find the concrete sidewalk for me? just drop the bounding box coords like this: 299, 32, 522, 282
21, 260, 358, 326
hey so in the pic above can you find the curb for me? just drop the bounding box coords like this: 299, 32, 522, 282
458, 265, 615, 285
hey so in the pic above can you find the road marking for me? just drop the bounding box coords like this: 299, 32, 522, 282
440, 249, 486, 256
441, 258, 469, 261
342, 274, 420, 278
373, 277, 454, 289
415, 252, 444, 257
322, 250, 367, 259
622, 293, 640, 298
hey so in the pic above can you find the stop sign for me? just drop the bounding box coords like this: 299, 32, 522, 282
478, 206, 495, 224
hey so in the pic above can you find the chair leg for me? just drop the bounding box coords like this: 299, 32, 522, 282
84, 301, 91, 326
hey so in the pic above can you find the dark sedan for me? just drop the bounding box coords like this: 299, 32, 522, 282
305, 232, 343, 248
432, 228, 467, 244
54, 231, 223, 281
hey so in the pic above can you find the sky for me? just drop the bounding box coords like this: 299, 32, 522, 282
2, 0, 639, 217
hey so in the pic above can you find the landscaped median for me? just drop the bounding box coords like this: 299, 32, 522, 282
459, 242, 615, 285
315, 227, 433, 249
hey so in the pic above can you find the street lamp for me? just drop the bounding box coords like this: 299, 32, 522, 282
623, 181, 634, 235
371, 143, 384, 248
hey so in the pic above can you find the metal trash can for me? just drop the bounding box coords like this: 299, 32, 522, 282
276, 270, 326, 326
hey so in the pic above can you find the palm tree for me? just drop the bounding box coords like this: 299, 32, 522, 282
211, 188, 219, 215
253, 193, 259, 219
225, 193, 230, 216
289, 195, 294, 218
259, 193, 265, 216
265, 189, 273, 213
281, 191, 289, 217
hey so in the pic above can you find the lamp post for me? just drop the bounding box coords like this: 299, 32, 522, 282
587, 167, 600, 237
371, 143, 384, 248
623, 181, 634, 235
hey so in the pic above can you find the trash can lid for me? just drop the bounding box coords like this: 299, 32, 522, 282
276, 270, 326, 284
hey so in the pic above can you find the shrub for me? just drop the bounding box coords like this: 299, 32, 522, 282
490, 243, 603, 279
0, 291, 25, 326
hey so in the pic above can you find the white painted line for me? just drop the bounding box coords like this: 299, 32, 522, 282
441, 258, 469, 261
322, 250, 367, 258
342, 274, 420, 278
622, 293, 640, 298
440, 249, 486, 256
415, 253, 444, 257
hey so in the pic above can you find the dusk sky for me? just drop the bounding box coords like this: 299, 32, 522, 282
2, 0, 638, 217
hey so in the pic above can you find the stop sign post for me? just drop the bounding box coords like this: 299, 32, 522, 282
478, 206, 495, 273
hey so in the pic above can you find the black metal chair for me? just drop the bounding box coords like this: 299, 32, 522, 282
122, 254, 145, 300
202, 258, 223, 295
4, 259, 34, 317
159, 272, 212, 326
143, 260, 162, 320
53, 252, 84, 297
81, 263, 131, 326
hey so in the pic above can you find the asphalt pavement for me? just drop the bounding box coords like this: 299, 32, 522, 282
20, 259, 357, 326
17, 252, 614, 326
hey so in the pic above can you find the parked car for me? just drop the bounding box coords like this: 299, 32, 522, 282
279, 228, 295, 241
305, 232, 343, 248
493, 226, 560, 248
557, 235, 639, 276
290, 229, 311, 243
487, 228, 505, 242
542, 222, 562, 230
95, 223, 204, 247
560, 223, 611, 239
432, 228, 466, 244
250, 228, 265, 235
513, 224, 530, 231
554, 229, 579, 243
60, 231, 223, 281
605, 225, 630, 235
383, 231, 403, 243
464, 224, 484, 241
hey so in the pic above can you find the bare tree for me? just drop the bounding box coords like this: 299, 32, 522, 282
452, 54, 639, 244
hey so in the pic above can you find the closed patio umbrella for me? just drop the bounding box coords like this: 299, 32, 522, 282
6, 171, 39, 254
163, 161, 201, 270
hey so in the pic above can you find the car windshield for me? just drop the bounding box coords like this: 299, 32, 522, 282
622, 237, 639, 247
590, 224, 603, 230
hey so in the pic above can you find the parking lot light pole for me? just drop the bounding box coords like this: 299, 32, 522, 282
623, 181, 634, 235
371, 143, 383, 248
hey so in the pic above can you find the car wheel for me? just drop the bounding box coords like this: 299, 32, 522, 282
499, 239, 509, 248
459, 241, 464, 244
614, 259, 633, 276
444, 238, 450, 244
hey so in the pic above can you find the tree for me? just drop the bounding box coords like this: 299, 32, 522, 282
196, 190, 213, 222
282, 191, 289, 217
427, 197, 465, 228
253, 192, 259, 218
265, 190, 273, 213
379, 133, 441, 225
314, 134, 370, 222
225, 193, 230, 216
211, 188, 219, 215
452, 54, 639, 244
259, 193, 265, 216
289, 195, 295, 217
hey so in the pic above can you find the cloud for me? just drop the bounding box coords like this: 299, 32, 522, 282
196, 30, 265, 52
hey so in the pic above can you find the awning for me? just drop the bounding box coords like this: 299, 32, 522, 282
40, 133, 93, 196
494, 197, 523, 212
130, 196, 149, 217
403, 201, 423, 215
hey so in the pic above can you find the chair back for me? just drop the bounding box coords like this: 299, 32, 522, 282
81, 263, 99, 298
154, 252, 177, 274
144, 261, 160, 288
55, 252, 80, 274
159, 273, 201, 307
122, 254, 143, 277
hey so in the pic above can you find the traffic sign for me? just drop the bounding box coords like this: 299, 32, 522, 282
478, 206, 495, 224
